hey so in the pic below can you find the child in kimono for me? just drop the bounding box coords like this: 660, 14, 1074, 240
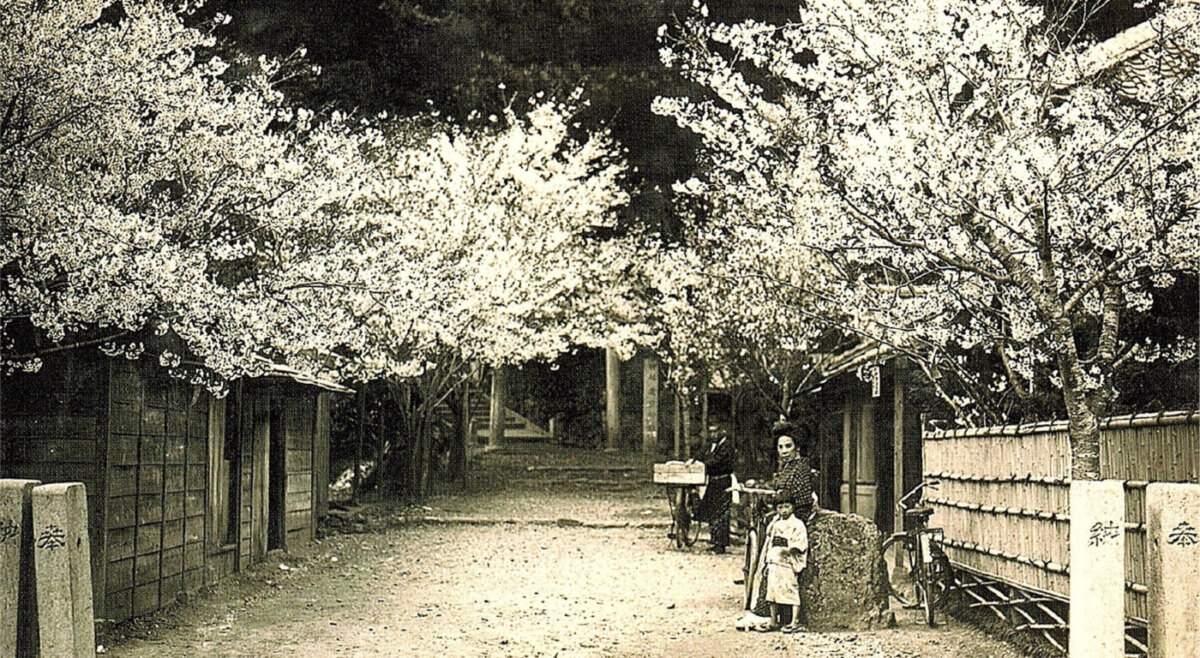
764, 492, 808, 633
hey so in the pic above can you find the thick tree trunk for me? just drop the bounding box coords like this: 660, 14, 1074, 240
1047, 309, 1103, 480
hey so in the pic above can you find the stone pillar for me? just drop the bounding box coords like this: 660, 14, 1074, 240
489, 365, 507, 449
1146, 483, 1200, 658
642, 355, 659, 455
1069, 480, 1125, 658
0, 479, 40, 656
32, 482, 94, 658
604, 348, 620, 452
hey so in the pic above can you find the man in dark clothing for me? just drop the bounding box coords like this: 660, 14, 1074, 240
693, 427, 735, 554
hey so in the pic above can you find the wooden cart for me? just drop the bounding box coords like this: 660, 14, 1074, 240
653, 461, 706, 549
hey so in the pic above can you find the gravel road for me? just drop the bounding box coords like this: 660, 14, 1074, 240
102, 444, 1026, 658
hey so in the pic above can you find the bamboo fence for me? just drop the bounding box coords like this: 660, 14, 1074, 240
923, 410, 1199, 624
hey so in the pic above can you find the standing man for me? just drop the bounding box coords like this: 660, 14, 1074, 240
693, 426, 735, 554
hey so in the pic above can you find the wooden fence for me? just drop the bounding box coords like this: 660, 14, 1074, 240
923, 410, 1199, 625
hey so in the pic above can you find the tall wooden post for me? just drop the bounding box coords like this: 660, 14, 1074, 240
354, 388, 364, 505
844, 405, 857, 515
892, 357, 907, 534
642, 355, 659, 455
700, 380, 709, 442
489, 365, 507, 448
681, 396, 692, 459
456, 383, 471, 482
376, 391, 387, 483
673, 392, 682, 459
605, 348, 620, 452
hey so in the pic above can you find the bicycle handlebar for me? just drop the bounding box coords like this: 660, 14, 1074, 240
726, 484, 778, 495
898, 480, 941, 510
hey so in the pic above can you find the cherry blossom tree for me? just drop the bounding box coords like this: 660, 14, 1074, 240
0, 0, 375, 386
655, 0, 1200, 478
261, 99, 656, 496
1, 2, 655, 498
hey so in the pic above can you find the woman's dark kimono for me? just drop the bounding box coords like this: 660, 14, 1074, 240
694, 434, 734, 548
749, 455, 815, 618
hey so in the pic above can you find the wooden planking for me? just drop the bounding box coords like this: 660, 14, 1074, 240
3, 416, 105, 442
251, 394, 269, 560
207, 396, 228, 557
285, 394, 315, 450
1, 363, 107, 615
4, 438, 97, 464
313, 392, 331, 521
285, 472, 311, 495
103, 363, 211, 622
285, 509, 310, 532
284, 395, 315, 533
287, 449, 313, 473
106, 496, 137, 529
2, 354, 216, 624
133, 582, 158, 617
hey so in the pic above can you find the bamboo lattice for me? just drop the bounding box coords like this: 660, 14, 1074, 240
923, 410, 1199, 623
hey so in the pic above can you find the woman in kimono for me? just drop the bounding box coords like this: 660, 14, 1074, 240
737, 429, 817, 630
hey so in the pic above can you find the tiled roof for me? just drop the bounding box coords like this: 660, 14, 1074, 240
1061, 1, 1200, 98
253, 355, 355, 393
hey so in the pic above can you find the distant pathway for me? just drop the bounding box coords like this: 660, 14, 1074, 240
104, 443, 1024, 657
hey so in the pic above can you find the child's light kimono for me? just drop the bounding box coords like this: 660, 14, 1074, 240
764, 514, 808, 606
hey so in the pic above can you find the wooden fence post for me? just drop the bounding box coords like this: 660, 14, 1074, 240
0, 479, 39, 657
1069, 479, 1125, 658
32, 482, 94, 658
673, 392, 682, 459
1146, 482, 1200, 658
354, 388, 364, 505
489, 366, 508, 449
605, 348, 620, 452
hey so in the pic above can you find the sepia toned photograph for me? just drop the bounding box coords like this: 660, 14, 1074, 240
0, 0, 1197, 656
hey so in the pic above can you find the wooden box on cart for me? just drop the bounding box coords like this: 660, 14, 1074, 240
652, 460, 706, 485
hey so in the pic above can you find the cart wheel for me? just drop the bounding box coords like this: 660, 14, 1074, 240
681, 490, 701, 547
666, 488, 691, 549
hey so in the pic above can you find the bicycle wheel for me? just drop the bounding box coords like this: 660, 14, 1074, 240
666, 488, 687, 549
680, 490, 701, 547
919, 563, 937, 626
880, 534, 918, 607
927, 552, 953, 609
742, 526, 761, 609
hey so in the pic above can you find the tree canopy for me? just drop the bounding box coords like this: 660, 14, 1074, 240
654, 0, 1200, 477
1, 1, 654, 394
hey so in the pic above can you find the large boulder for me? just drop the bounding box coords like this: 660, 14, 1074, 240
800, 510, 889, 629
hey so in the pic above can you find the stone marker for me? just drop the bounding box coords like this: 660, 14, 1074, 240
32, 483, 94, 658
1146, 482, 1200, 658
1069, 479, 1125, 658
0, 479, 40, 657
799, 510, 889, 630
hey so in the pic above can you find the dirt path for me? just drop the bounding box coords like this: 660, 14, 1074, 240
103, 444, 1026, 658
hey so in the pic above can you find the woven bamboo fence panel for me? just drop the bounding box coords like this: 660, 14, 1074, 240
923, 410, 1199, 623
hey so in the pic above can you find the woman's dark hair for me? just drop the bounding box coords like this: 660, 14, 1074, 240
774, 421, 812, 456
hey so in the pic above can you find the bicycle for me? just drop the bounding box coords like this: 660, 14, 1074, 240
653, 460, 706, 549
727, 479, 779, 610
880, 480, 954, 627
664, 484, 702, 549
